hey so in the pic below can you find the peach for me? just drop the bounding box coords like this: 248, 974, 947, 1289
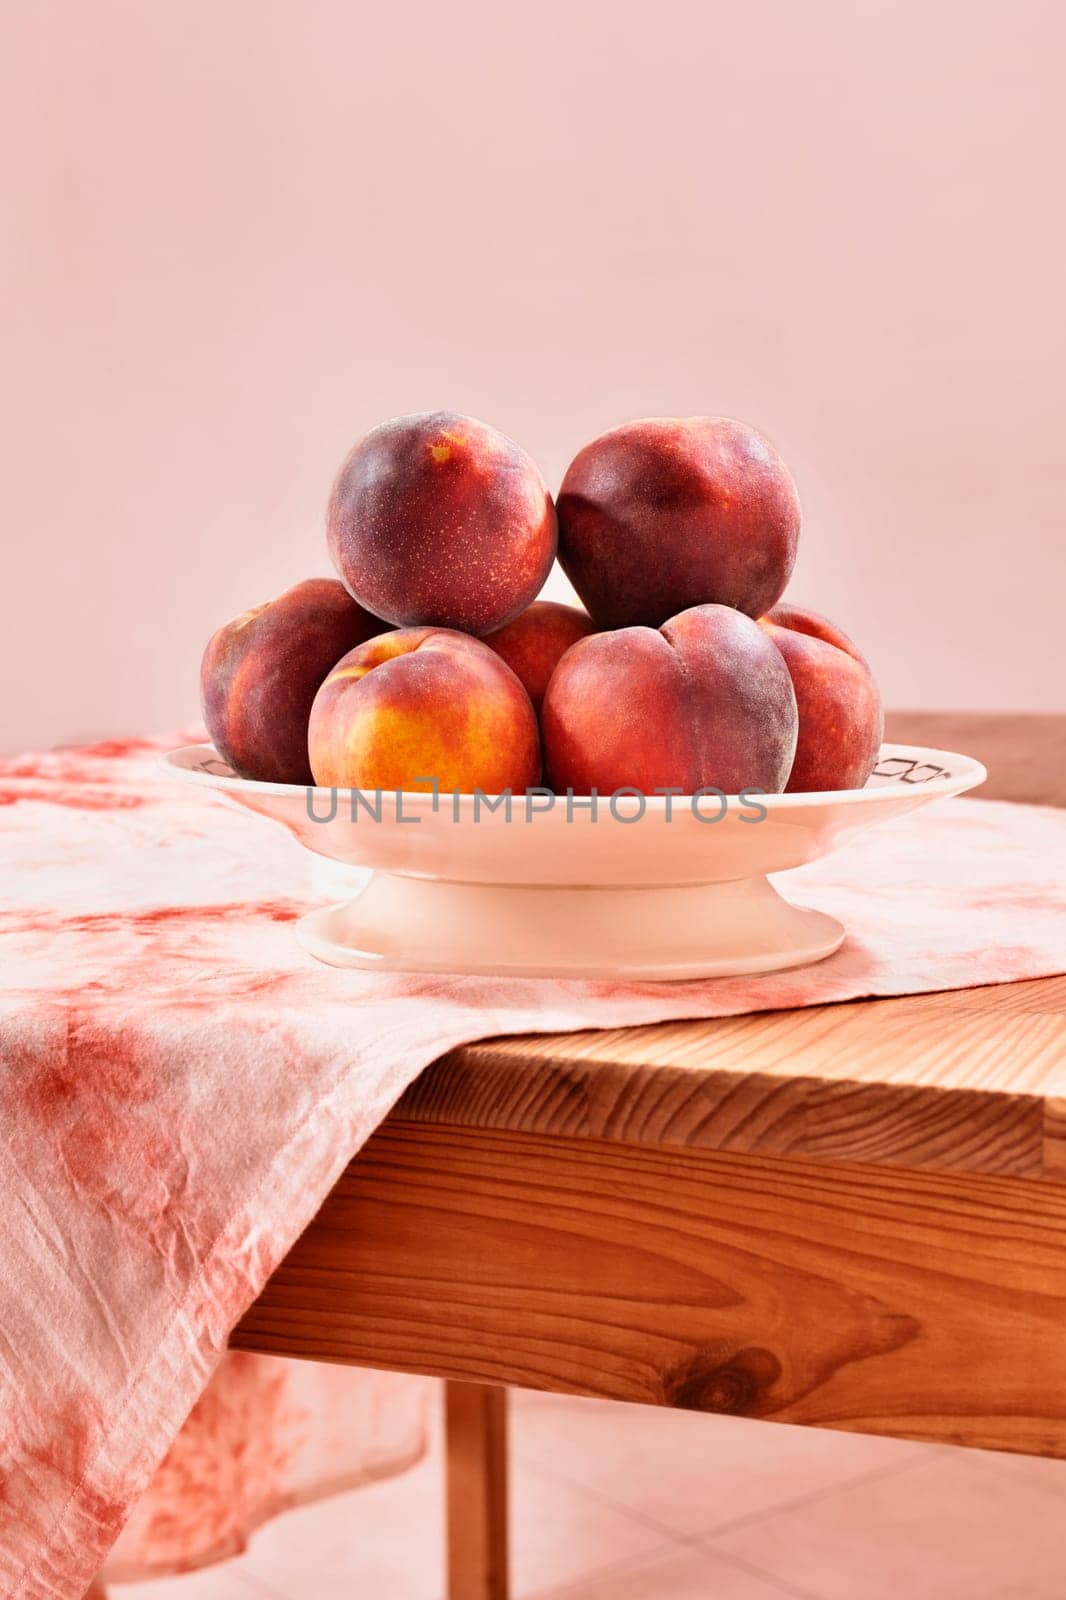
200, 578, 388, 784
308, 627, 541, 793
327, 411, 557, 636
557, 416, 800, 628
482, 601, 596, 713
542, 603, 798, 795
758, 603, 883, 792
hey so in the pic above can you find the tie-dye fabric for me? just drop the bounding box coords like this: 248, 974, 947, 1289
102, 1354, 428, 1581
1, 732, 1064, 1599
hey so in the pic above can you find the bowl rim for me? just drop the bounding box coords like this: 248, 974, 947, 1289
160, 742, 988, 812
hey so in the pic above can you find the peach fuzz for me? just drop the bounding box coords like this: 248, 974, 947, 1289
759, 602, 884, 792
307, 627, 541, 793
557, 416, 800, 628
327, 411, 557, 636
200, 578, 389, 784
542, 602, 798, 796
483, 600, 596, 712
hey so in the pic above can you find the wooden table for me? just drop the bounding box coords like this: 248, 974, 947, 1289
233, 713, 1066, 1599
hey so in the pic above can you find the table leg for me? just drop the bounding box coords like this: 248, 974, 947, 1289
445, 1379, 510, 1600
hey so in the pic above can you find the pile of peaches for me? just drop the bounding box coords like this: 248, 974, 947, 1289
200, 412, 882, 798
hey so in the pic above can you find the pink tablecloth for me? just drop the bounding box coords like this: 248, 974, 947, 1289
2, 733, 1065, 1598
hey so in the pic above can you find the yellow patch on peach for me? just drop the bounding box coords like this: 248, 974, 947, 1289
308, 626, 541, 793
337, 699, 491, 793
323, 664, 373, 685
429, 428, 468, 466
325, 633, 417, 681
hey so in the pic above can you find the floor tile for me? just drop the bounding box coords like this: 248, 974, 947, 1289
954, 1439, 1066, 1499
238, 1449, 439, 1600
712, 1449, 1066, 1599
513, 1391, 933, 1538
540, 1545, 805, 1599
118, 1563, 275, 1599
238, 1431, 664, 1600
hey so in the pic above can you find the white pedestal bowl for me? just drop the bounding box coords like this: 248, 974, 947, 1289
163, 745, 986, 980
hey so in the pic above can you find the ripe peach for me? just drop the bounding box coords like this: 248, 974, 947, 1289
557, 416, 800, 628
482, 601, 596, 713
308, 627, 541, 793
200, 578, 388, 784
758, 603, 883, 792
327, 412, 557, 636
542, 603, 798, 795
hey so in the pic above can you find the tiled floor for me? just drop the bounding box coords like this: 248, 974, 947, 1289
119, 1388, 1066, 1598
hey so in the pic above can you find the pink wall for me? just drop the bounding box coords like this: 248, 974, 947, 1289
2, 0, 1063, 753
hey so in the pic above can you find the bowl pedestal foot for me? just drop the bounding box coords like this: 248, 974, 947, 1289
296, 873, 844, 980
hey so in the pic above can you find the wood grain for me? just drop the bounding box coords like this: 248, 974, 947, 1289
234, 1121, 1066, 1459
884, 711, 1066, 809
444, 1381, 509, 1600
396, 984, 1066, 1180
